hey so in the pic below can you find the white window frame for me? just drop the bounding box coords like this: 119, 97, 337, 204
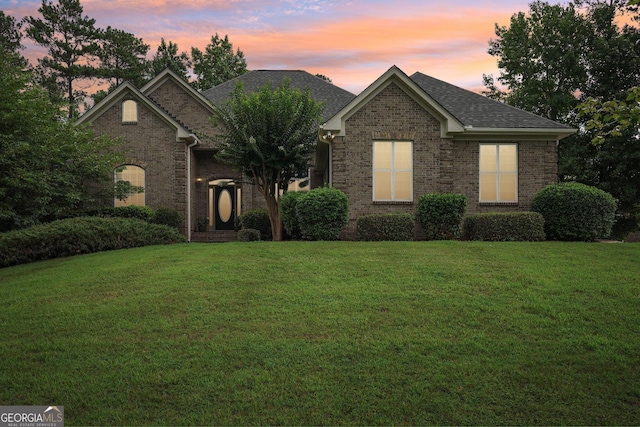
372, 140, 413, 202
122, 100, 138, 123
479, 143, 518, 203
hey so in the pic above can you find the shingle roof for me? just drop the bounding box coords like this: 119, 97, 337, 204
201, 70, 356, 122
410, 72, 572, 130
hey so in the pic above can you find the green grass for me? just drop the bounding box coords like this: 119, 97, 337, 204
1, 241, 639, 425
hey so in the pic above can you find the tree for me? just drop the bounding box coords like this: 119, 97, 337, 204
148, 38, 191, 82
486, 0, 640, 216
212, 81, 324, 241
24, 0, 101, 118
0, 11, 27, 68
191, 34, 247, 91
0, 52, 123, 231
97, 26, 150, 88
486, 1, 591, 121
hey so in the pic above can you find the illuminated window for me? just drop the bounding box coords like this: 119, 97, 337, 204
479, 143, 517, 203
122, 100, 137, 123
115, 165, 145, 206
373, 141, 413, 201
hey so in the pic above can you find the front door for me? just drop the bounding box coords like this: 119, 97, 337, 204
214, 185, 235, 230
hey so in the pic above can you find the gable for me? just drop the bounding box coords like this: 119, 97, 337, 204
321, 66, 576, 142
76, 82, 193, 142
322, 66, 465, 140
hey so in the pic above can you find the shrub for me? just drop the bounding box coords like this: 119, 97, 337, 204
151, 207, 183, 229
0, 217, 186, 268
280, 191, 306, 240
416, 193, 467, 240
531, 182, 616, 241
461, 212, 546, 241
96, 205, 155, 222
238, 228, 261, 242
237, 209, 272, 241
356, 213, 414, 241
296, 187, 349, 241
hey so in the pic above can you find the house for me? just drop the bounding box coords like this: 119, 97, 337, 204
76, 66, 575, 241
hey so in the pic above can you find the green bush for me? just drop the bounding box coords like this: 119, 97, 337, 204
296, 187, 349, 241
95, 205, 155, 222
356, 213, 415, 241
461, 212, 546, 241
238, 228, 261, 242
237, 209, 272, 241
280, 191, 306, 240
0, 217, 186, 268
151, 207, 183, 229
531, 182, 616, 241
416, 193, 467, 240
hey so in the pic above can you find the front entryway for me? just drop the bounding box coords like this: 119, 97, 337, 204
208, 179, 241, 230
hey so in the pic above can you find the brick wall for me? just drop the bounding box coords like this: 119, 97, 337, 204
146, 78, 219, 149
331, 82, 559, 240
91, 95, 188, 233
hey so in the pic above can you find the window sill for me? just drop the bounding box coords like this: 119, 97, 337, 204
122, 121, 138, 125
373, 201, 414, 205
479, 202, 519, 206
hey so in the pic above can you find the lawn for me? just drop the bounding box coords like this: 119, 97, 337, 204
0, 241, 639, 425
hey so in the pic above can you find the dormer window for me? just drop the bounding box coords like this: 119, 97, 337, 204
122, 100, 137, 123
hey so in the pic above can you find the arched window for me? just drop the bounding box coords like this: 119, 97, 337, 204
122, 100, 137, 123
115, 165, 145, 206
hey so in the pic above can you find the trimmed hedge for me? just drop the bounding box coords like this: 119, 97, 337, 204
238, 228, 261, 242
416, 193, 467, 240
296, 187, 349, 241
531, 182, 616, 241
0, 217, 186, 268
357, 213, 415, 241
237, 209, 272, 241
280, 191, 305, 240
151, 207, 182, 229
461, 212, 546, 241
94, 205, 155, 222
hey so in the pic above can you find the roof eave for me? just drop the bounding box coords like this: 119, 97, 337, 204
451, 127, 577, 141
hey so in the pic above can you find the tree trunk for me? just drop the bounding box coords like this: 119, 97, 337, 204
265, 195, 283, 241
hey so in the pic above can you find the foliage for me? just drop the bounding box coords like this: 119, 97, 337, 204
531, 182, 617, 241
237, 209, 272, 241
97, 26, 150, 89
24, 0, 101, 118
213, 80, 324, 240
296, 187, 349, 241
416, 193, 467, 240
0, 54, 123, 232
0, 11, 27, 68
148, 38, 191, 82
461, 212, 546, 241
114, 178, 145, 202
486, 1, 591, 121
356, 213, 414, 241
191, 33, 247, 91
0, 216, 185, 268
579, 86, 640, 145
95, 206, 154, 222
151, 207, 183, 229
280, 191, 306, 240
238, 228, 261, 242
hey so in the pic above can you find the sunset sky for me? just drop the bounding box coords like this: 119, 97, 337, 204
2, 0, 538, 94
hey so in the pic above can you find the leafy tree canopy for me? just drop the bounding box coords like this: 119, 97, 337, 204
148, 38, 191, 82
0, 52, 123, 231
212, 80, 324, 240
191, 33, 247, 91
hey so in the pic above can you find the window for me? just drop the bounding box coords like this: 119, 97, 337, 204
479, 143, 517, 203
373, 141, 413, 201
122, 100, 137, 123
115, 165, 145, 206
